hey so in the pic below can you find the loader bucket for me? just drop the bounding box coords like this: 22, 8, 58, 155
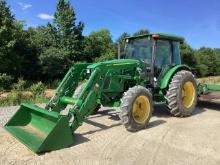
4, 103, 74, 153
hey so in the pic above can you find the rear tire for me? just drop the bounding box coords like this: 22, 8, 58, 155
119, 86, 153, 132
165, 70, 197, 117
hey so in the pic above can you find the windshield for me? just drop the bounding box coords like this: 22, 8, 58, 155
125, 38, 153, 64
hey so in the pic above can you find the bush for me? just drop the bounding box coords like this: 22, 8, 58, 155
95, 52, 115, 62
29, 81, 45, 96
0, 82, 47, 107
0, 90, 27, 106
0, 73, 14, 90
195, 64, 208, 77
0, 90, 48, 107
12, 78, 26, 90
6, 90, 22, 105
0, 97, 10, 106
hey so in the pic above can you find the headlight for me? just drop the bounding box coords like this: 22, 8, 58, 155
86, 69, 90, 74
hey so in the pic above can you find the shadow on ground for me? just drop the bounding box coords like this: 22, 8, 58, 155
78, 105, 169, 136
197, 100, 220, 111
153, 104, 170, 118
153, 100, 220, 117
72, 100, 220, 147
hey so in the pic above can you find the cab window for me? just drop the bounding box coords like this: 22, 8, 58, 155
155, 40, 172, 68
172, 41, 181, 65
125, 38, 152, 64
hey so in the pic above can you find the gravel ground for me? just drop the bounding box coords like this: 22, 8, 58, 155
0, 101, 220, 165
0, 105, 18, 126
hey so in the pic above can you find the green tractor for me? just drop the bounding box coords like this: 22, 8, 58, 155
4, 33, 218, 153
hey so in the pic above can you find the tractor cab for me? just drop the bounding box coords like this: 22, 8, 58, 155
124, 33, 184, 79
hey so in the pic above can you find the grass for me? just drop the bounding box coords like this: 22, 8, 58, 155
197, 76, 220, 84
0, 90, 49, 107
0, 80, 54, 107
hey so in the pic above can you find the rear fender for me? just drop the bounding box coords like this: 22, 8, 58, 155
159, 65, 191, 90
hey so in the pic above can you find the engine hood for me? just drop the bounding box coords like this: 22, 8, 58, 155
87, 59, 140, 69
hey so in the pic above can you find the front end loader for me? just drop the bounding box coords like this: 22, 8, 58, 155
5, 33, 220, 153
5, 60, 143, 152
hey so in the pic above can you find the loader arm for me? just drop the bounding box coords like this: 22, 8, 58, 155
70, 67, 103, 131
45, 63, 90, 112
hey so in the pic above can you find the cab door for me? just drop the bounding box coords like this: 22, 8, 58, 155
154, 40, 172, 79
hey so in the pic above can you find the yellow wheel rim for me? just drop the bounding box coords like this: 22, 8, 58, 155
182, 81, 195, 108
132, 95, 150, 124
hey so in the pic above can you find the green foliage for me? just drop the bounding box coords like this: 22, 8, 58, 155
180, 43, 220, 77
29, 0, 85, 80
0, 0, 40, 79
132, 29, 150, 37
196, 47, 219, 76
29, 82, 45, 96
54, 0, 84, 61
84, 29, 116, 62
13, 23, 41, 80
95, 51, 115, 62
13, 78, 26, 90
180, 42, 197, 67
0, 0, 16, 75
0, 80, 47, 106
4, 90, 23, 105
195, 64, 208, 77
192, 47, 220, 77
0, 90, 48, 106
0, 73, 13, 90
39, 46, 71, 80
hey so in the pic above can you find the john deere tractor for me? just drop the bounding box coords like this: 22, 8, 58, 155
5, 33, 218, 153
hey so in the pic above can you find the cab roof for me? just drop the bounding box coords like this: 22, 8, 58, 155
127, 33, 184, 42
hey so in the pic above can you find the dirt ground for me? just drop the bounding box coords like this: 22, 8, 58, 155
0, 101, 220, 165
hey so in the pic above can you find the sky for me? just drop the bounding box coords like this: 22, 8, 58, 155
7, 0, 220, 48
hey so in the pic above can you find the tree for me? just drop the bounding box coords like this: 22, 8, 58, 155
179, 42, 208, 76
84, 29, 116, 62
54, 0, 84, 61
180, 42, 197, 67
32, 24, 70, 80
196, 47, 218, 76
36, 0, 85, 80
12, 23, 41, 79
213, 49, 220, 75
0, 1, 39, 80
132, 29, 150, 37
0, 0, 15, 75
39, 47, 71, 80
33, 24, 57, 49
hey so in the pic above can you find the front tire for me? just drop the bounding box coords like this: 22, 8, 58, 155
165, 70, 197, 117
119, 86, 153, 132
